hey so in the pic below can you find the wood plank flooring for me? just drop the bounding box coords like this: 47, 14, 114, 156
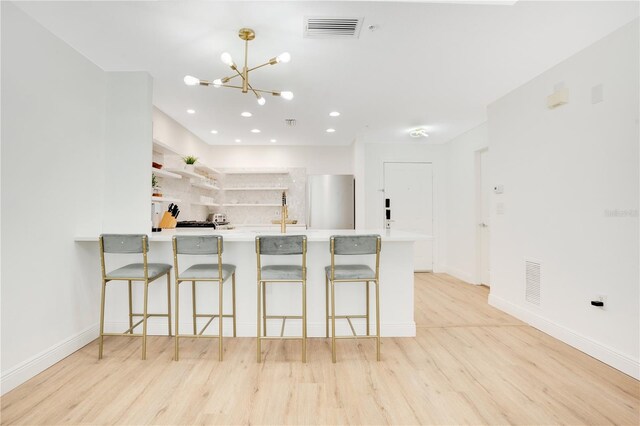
1, 273, 638, 425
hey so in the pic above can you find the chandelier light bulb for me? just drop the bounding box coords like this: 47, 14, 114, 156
184, 75, 200, 86
213, 79, 223, 88
257, 96, 266, 106
280, 91, 294, 100
276, 52, 291, 63
220, 52, 234, 67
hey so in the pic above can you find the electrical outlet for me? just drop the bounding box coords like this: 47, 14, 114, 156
594, 294, 607, 309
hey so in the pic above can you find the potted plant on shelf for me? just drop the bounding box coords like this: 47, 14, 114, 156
152, 173, 162, 197
183, 155, 198, 172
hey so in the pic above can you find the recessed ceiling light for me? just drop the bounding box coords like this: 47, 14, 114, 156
241, 112, 252, 117
210, 130, 218, 134
270, 139, 277, 143
187, 109, 196, 114
326, 128, 336, 133
251, 129, 261, 133
235, 139, 241, 143
409, 128, 429, 138
329, 111, 340, 117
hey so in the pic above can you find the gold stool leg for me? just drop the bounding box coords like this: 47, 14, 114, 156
218, 279, 224, 361
302, 279, 307, 363
375, 279, 381, 361
175, 280, 180, 361
127, 280, 133, 334
262, 282, 267, 337
98, 279, 107, 359
232, 273, 237, 337
256, 280, 262, 363
142, 280, 149, 360
366, 281, 370, 336
191, 281, 197, 335
331, 280, 336, 363
325, 274, 329, 338
167, 273, 172, 337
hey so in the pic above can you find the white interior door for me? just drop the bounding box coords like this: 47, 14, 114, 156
478, 150, 491, 285
384, 162, 433, 271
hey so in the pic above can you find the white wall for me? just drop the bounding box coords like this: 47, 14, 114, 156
152, 107, 354, 176
360, 143, 447, 271
104, 73, 153, 232
201, 145, 354, 175
1, 2, 106, 394
1, 3, 156, 394
153, 107, 210, 161
353, 138, 366, 229
487, 20, 639, 378
443, 124, 488, 283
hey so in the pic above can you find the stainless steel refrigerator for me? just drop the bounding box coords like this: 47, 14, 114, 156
306, 174, 355, 229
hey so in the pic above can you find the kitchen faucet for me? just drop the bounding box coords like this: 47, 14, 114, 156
281, 191, 288, 234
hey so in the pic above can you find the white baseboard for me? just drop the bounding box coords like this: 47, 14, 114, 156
442, 266, 479, 285
106, 320, 416, 338
1, 324, 99, 396
488, 294, 640, 379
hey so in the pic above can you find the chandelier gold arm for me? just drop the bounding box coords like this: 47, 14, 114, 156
189, 28, 289, 103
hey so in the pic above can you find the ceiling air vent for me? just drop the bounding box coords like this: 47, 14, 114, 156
285, 118, 297, 127
525, 260, 541, 306
304, 17, 363, 39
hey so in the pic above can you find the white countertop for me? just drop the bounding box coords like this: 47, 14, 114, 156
75, 228, 432, 242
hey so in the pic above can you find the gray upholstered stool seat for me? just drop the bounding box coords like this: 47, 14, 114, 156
260, 264, 303, 280
106, 263, 172, 280
179, 263, 236, 281
325, 264, 375, 280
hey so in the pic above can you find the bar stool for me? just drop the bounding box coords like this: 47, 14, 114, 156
326, 235, 381, 362
172, 235, 236, 361
98, 234, 172, 360
256, 235, 307, 363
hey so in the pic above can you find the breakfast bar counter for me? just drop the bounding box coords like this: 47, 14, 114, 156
75, 229, 431, 338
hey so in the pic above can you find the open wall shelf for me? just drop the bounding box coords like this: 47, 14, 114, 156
152, 167, 182, 179
152, 196, 181, 203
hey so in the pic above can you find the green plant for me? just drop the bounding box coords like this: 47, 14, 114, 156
183, 155, 198, 165
152, 173, 159, 189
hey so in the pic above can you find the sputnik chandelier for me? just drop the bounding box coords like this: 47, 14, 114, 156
183, 28, 293, 106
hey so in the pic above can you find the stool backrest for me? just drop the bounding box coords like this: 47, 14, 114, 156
256, 235, 306, 255
330, 235, 381, 281
101, 234, 148, 253
255, 235, 307, 279
173, 235, 222, 255
172, 235, 224, 282
99, 234, 149, 280
331, 235, 380, 255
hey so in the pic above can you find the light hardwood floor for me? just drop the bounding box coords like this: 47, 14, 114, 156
2, 273, 638, 425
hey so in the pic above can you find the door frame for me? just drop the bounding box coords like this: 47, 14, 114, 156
474, 148, 489, 285
382, 161, 434, 272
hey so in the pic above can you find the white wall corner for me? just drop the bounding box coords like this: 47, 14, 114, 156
443, 266, 480, 285
1, 325, 99, 396
488, 294, 640, 380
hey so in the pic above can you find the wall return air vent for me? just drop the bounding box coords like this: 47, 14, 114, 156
304, 17, 363, 39
525, 259, 541, 306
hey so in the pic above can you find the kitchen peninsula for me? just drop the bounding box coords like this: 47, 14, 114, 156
75, 228, 431, 338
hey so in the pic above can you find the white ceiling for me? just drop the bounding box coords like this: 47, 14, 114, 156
15, 1, 639, 146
